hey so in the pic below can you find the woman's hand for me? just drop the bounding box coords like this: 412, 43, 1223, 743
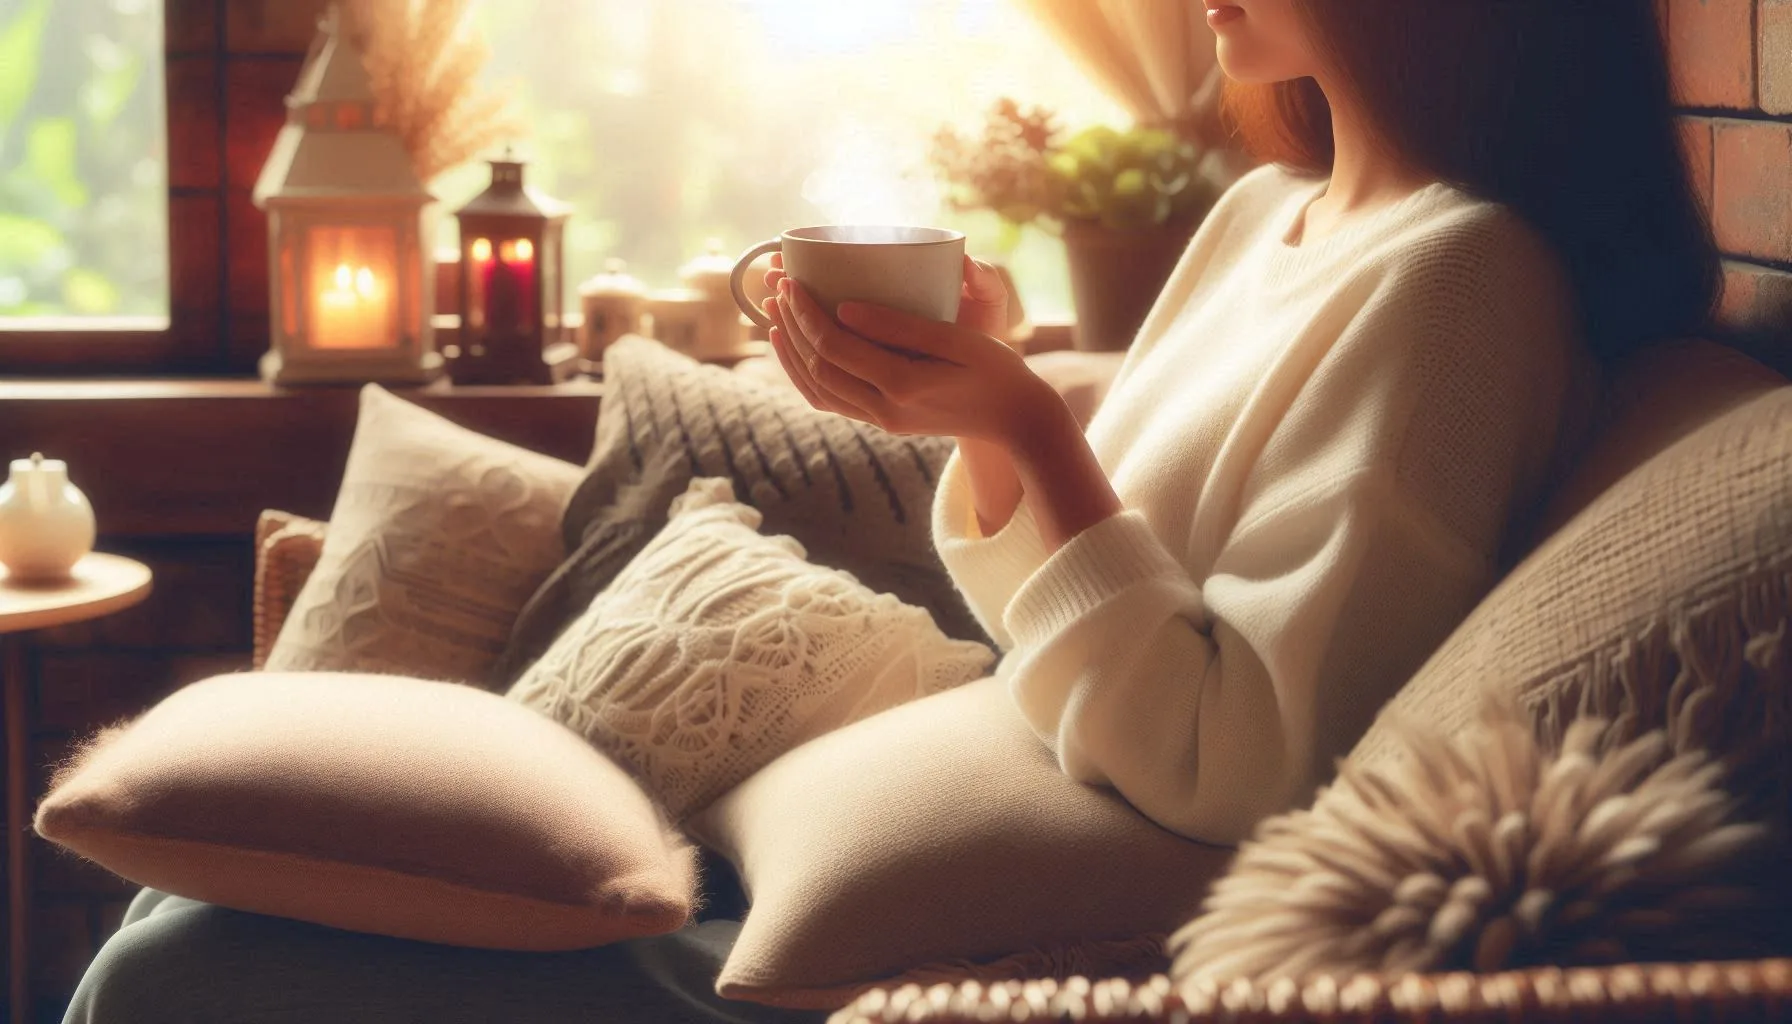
765, 253, 1013, 341
762, 271, 1054, 445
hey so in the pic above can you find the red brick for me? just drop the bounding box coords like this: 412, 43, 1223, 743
32, 652, 180, 732
165, 57, 220, 190
1764, 0, 1792, 114
1678, 116, 1716, 214
169, 194, 223, 323
228, 187, 274, 371
28, 900, 93, 994
34, 842, 138, 900
226, 0, 331, 55
36, 541, 252, 651
164, 0, 220, 56
1668, 0, 1758, 108
1720, 259, 1792, 334
223, 57, 304, 191
95, 899, 134, 940
1713, 119, 1792, 261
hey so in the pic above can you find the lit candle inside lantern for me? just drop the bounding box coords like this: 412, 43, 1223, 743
468, 237, 493, 329
313, 261, 392, 350
481, 238, 538, 334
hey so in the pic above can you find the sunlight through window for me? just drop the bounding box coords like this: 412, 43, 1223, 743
0, 0, 169, 324
437, 0, 1124, 320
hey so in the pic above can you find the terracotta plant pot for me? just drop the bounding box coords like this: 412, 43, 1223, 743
1061, 217, 1200, 351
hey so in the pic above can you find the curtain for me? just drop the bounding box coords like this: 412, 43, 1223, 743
1011, 0, 1226, 147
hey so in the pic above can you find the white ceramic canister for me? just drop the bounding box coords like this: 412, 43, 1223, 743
0, 453, 97, 581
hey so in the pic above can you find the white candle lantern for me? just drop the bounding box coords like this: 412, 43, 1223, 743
252, 7, 441, 385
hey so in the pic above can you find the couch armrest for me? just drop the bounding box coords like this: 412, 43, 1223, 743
252, 510, 328, 670
829, 958, 1792, 1023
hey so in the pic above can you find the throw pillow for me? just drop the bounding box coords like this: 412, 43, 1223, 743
34, 672, 698, 951
491, 336, 984, 688
266, 385, 582, 686
685, 676, 1237, 1010
1170, 694, 1784, 983
506, 477, 994, 821
251, 510, 327, 671
1351, 379, 1792, 828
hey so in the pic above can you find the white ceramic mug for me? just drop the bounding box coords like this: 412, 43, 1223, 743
730, 225, 966, 332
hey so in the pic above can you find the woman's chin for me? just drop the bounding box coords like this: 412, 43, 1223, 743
1215, 42, 1304, 85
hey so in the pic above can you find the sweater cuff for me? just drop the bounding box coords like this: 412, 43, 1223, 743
1004, 509, 1196, 650
932, 449, 1052, 646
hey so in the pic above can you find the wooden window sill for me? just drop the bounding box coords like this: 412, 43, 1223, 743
0, 379, 602, 538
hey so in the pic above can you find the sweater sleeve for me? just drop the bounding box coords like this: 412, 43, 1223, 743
999, 473, 1503, 845
996, 213, 1579, 845
928, 175, 1263, 651
930, 447, 1053, 651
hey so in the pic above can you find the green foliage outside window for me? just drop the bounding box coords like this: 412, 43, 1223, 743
0, 0, 168, 322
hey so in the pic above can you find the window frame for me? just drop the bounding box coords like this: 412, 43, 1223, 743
0, 0, 323, 378
0, 0, 1081, 378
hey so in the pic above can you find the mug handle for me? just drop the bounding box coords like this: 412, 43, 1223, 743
730, 239, 784, 330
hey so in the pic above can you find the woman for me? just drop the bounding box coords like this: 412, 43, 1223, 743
63, 3, 1713, 1022
764, 0, 1715, 844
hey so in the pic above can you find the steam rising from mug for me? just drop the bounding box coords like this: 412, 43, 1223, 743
731, 226, 966, 332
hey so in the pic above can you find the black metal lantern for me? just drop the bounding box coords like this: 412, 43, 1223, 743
449, 153, 569, 384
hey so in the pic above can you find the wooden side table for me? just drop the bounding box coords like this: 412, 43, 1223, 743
2, 554, 152, 1024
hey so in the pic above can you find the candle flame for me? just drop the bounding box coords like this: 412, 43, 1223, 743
334, 264, 352, 290
514, 238, 535, 263
471, 238, 493, 262
355, 267, 377, 298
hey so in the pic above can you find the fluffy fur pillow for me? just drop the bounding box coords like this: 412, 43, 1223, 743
1170, 696, 1787, 983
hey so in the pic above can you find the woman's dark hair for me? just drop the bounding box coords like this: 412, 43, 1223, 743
1223, 2, 1719, 362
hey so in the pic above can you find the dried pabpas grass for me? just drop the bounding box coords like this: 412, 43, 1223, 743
1170, 696, 1790, 984
339, 0, 522, 183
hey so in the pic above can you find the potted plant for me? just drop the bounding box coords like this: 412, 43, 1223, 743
932, 100, 1224, 351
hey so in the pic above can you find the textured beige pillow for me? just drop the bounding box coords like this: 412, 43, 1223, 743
35, 672, 697, 951
1352, 379, 1792, 826
265, 385, 581, 685
508, 478, 994, 821
686, 676, 1236, 1010
251, 510, 327, 671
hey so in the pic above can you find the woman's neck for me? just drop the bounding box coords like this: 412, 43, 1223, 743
1298, 76, 1432, 243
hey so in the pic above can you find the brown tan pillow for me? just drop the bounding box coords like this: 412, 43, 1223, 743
251, 510, 327, 671
1351, 377, 1792, 827
34, 672, 697, 951
265, 385, 582, 685
685, 676, 1235, 1010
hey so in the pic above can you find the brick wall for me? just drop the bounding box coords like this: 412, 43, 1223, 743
1666, 0, 1792, 348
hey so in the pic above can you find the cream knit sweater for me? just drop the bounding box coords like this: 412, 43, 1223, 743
933, 165, 1596, 845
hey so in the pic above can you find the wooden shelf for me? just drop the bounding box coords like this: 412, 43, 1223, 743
0, 380, 602, 539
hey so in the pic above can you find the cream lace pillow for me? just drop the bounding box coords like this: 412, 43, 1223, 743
264, 386, 581, 685
507, 477, 995, 820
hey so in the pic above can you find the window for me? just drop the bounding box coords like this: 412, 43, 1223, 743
0, 0, 168, 326
435, 0, 1123, 320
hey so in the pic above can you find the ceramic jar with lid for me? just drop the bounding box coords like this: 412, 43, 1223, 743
643, 288, 707, 357
0, 452, 96, 581
577, 258, 648, 359
678, 239, 750, 361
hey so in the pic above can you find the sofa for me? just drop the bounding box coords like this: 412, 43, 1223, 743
139, 335, 1792, 1021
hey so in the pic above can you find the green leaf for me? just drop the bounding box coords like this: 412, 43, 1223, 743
81, 50, 141, 129
62, 267, 119, 315
0, 0, 51, 133
0, 212, 65, 269
26, 119, 86, 209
